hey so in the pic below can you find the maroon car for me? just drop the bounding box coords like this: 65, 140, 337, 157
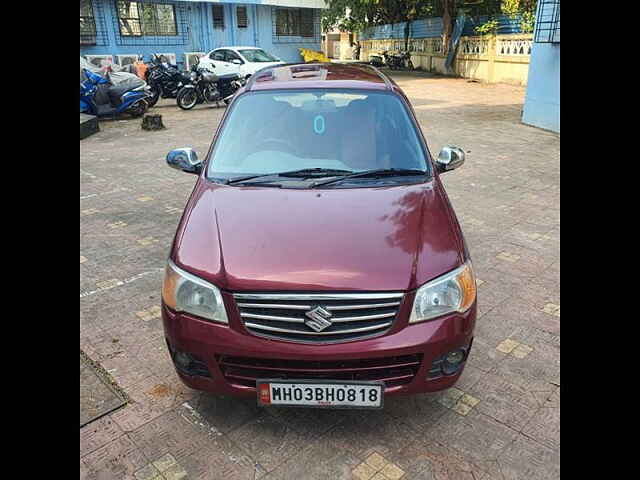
162, 63, 476, 409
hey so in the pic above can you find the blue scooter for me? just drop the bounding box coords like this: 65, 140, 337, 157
80, 68, 151, 118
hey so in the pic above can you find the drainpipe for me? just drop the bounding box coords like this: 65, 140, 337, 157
252, 5, 259, 46
229, 4, 235, 46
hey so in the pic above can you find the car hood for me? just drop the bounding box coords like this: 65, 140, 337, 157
174, 181, 463, 292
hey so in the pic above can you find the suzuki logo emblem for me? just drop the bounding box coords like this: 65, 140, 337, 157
304, 306, 333, 332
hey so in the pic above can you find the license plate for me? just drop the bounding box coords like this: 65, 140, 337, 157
256, 380, 383, 409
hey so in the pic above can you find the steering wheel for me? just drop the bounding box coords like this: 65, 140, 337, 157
253, 138, 297, 155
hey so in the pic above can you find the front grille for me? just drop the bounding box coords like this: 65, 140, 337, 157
217, 354, 423, 390
233, 292, 404, 343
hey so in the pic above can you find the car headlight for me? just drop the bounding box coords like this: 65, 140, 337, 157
409, 261, 476, 324
162, 260, 228, 324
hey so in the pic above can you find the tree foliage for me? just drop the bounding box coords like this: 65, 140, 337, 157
321, 1, 535, 59
321, 0, 435, 33
321, 1, 536, 34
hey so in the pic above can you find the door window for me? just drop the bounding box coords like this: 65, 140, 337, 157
211, 50, 226, 61
225, 50, 242, 63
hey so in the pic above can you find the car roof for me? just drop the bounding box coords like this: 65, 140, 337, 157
245, 62, 395, 92
215, 46, 261, 51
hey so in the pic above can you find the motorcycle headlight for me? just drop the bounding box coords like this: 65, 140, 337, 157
162, 260, 228, 324
409, 261, 476, 324
190, 71, 197, 81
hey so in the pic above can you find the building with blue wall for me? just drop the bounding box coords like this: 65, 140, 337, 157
522, 0, 560, 133
80, 0, 325, 68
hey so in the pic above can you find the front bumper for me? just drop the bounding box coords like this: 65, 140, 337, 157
161, 292, 476, 398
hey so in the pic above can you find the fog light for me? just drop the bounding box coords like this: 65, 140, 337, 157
442, 348, 466, 375
174, 351, 192, 369
446, 350, 465, 365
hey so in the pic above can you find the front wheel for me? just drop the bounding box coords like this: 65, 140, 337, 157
176, 88, 198, 110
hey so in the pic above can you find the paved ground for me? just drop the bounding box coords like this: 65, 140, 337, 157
80, 71, 559, 480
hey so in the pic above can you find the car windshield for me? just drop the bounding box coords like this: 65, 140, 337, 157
207, 89, 429, 184
239, 49, 278, 62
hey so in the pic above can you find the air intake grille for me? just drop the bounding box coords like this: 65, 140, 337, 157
217, 354, 422, 390
233, 293, 404, 343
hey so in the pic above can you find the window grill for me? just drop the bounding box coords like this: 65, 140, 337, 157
80, 0, 108, 46
273, 8, 319, 44
534, 0, 560, 44
237, 6, 248, 28
212, 5, 224, 29
112, 0, 188, 46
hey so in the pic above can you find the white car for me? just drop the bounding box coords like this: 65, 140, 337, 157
198, 46, 285, 79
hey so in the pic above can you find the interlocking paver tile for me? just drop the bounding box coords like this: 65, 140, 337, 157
134, 464, 161, 480
436, 387, 464, 409
352, 462, 378, 480
81, 75, 559, 480
542, 303, 561, 317
137, 236, 159, 246
511, 343, 534, 359
82, 435, 148, 479
380, 462, 405, 480
496, 338, 520, 354
323, 412, 416, 460
521, 406, 560, 450
136, 306, 162, 321
152, 453, 178, 472
365, 452, 389, 471
267, 438, 360, 480
497, 434, 560, 480
161, 463, 189, 480
429, 410, 518, 476
80, 416, 125, 458
108, 221, 128, 229
468, 372, 539, 430
496, 251, 520, 263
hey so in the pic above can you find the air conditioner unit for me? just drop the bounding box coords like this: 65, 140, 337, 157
184, 52, 205, 70
116, 54, 140, 66
157, 53, 177, 66
85, 55, 114, 68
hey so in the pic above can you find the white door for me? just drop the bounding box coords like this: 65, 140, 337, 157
208, 49, 233, 75
223, 50, 244, 76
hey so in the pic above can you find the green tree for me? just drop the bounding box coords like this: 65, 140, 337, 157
322, 1, 527, 57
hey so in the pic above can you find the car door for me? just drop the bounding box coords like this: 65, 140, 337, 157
224, 50, 244, 76
209, 49, 231, 75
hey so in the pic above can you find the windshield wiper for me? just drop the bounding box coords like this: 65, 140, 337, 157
310, 168, 428, 188
224, 168, 354, 185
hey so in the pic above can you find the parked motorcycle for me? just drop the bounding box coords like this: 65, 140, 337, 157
145, 54, 190, 107
382, 51, 414, 70
80, 68, 151, 118
176, 62, 244, 110
369, 54, 384, 68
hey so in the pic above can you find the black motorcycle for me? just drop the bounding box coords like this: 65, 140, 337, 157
176, 62, 244, 110
382, 50, 414, 70
145, 54, 190, 107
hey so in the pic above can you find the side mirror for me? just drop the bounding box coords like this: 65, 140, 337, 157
231, 59, 242, 65
166, 148, 202, 174
435, 145, 465, 173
